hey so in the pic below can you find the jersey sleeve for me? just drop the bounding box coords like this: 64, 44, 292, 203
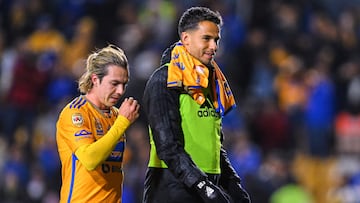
56, 105, 95, 153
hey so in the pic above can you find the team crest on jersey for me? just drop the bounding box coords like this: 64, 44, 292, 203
95, 118, 104, 135
72, 113, 84, 127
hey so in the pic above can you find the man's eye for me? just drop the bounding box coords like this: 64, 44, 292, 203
112, 83, 122, 87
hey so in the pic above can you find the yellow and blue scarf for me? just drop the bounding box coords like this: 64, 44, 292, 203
167, 41, 236, 116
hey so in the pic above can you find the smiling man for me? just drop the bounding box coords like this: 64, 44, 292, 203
142, 6, 251, 203
56, 44, 140, 203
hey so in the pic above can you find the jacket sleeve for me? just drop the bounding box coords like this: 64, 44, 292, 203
219, 131, 241, 187
219, 146, 241, 185
142, 66, 207, 188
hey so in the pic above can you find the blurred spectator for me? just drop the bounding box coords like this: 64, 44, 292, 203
227, 131, 262, 181
245, 150, 294, 203
26, 14, 66, 54
1, 42, 51, 151
270, 183, 313, 203
0, 35, 23, 103
303, 57, 336, 157
52, 0, 87, 39
292, 152, 337, 203
26, 164, 47, 202
251, 98, 291, 153
61, 16, 96, 77
138, 0, 177, 49
334, 59, 360, 157
248, 54, 276, 101
273, 53, 308, 152
123, 123, 149, 203
226, 27, 267, 100
326, 156, 360, 203
0, 145, 30, 202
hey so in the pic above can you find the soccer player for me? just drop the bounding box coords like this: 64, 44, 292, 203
56, 44, 140, 202
142, 6, 251, 203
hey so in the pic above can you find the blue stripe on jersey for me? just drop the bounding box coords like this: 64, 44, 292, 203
69, 97, 87, 109
69, 97, 80, 109
72, 97, 83, 109
67, 154, 78, 203
77, 99, 87, 109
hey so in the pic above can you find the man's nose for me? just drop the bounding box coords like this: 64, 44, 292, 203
209, 39, 218, 51
116, 84, 125, 95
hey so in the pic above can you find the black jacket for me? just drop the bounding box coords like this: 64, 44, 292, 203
142, 44, 242, 203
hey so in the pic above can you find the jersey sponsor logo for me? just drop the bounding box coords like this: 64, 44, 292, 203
197, 99, 220, 118
72, 113, 84, 127
74, 130, 92, 141
102, 141, 125, 173
74, 130, 92, 137
107, 141, 125, 162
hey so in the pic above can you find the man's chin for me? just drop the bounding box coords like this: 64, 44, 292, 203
107, 100, 118, 107
201, 59, 212, 66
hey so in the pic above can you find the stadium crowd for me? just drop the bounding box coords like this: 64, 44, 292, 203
1, 0, 360, 202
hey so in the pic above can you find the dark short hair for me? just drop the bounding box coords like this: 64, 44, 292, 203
178, 6, 223, 37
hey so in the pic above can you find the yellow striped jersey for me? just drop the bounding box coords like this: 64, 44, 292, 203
56, 95, 125, 203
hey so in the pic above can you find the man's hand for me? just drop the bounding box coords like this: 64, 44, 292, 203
118, 97, 140, 123
194, 179, 230, 203
226, 181, 251, 203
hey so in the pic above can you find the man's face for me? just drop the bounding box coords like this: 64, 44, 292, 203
181, 20, 220, 65
92, 65, 128, 109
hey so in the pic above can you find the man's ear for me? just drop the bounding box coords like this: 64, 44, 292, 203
91, 73, 99, 86
181, 32, 190, 45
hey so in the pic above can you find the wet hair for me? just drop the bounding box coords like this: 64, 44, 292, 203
78, 44, 128, 94
178, 6, 223, 37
